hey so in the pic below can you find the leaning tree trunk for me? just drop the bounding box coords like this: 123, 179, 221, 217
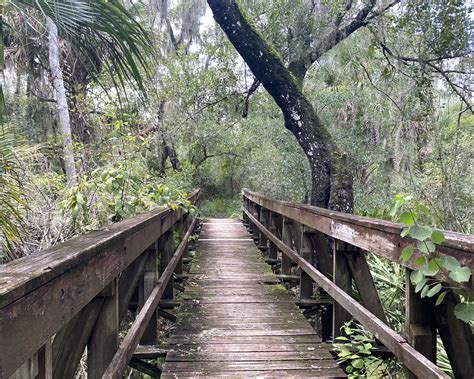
46, 17, 77, 187
207, 0, 352, 211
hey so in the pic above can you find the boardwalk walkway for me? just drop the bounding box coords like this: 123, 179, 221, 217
161, 218, 344, 378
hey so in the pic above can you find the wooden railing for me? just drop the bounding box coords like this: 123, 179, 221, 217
242, 189, 474, 379
0, 189, 200, 379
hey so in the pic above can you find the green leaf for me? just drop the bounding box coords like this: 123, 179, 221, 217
352, 358, 364, 369
417, 240, 436, 253
427, 283, 442, 298
420, 284, 430, 298
439, 256, 461, 271
410, 270, 424, 284
400, 211, 417, 225
454, 302, 474, 323
449, 267, 472, 283
415, 256, 427, 266
401, 227, 410, 237
435, 291, 447, 306
408, 225, 433, 241
415, 278, 428, 293
431, 230, 445, 245
420, 259, 440, 276
400, 246, 414, 261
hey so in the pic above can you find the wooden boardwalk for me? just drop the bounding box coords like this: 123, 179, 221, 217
161, 218, 344, 378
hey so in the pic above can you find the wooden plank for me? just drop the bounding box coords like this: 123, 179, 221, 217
333, 240, 353, 339
161, 219, 343, 378
87, 278, 119, 379
244, 208, 449, 379
161, 368, 345, 378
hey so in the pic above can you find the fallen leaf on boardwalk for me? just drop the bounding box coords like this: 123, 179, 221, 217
189, 282, 198, 286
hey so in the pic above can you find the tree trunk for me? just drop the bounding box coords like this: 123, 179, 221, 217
207, 0, 353, 211
46, 17, 77, 187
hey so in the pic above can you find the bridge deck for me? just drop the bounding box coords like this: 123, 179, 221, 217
161, 218, 344, 378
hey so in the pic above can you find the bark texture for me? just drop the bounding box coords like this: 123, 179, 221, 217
47, 17, 77, 186
207, 0, 352, 211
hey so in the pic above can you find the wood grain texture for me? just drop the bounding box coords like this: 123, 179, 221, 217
162, 219, 344, 378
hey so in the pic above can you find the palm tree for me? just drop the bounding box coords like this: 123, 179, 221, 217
3, 0, 152, 184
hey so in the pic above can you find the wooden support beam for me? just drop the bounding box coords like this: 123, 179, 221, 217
128, 358, 161, 377
87, 278, 119, 379
431, 292, 474, 379
333, 240, 353, 339
140, 243, 159, 346
133, 345, 167, 359
52, 297, 104, 379
159, 230, 174, 301
37, 340, 52, 379
300, 227, 315, 300
259, 208, 269, 252
346, 248, 388, 325
281, 217, 293, 275
405, 268, 437, 379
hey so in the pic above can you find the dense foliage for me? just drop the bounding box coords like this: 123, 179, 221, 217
0, 0, 472, 376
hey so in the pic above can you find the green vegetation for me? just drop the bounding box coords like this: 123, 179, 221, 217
0, 0, 472, 376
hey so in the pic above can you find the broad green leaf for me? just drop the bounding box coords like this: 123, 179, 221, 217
427, 283, 442, 297
415, 278, 428, 293
440, 256, 461, 271
400, 246, 414, 261
420, 259, 440, 276
449, 267, 472, 283
435, 291, 448, 306
408, 225, 433, 241
420, 284, 429, 298
410, 270, 424, 284
454, 303, 474, 323
417, 240, 436, 253
431, 230, 445, 245
415, 256, 427, 266
400, 211, 417, 225
352, 358, 364, 369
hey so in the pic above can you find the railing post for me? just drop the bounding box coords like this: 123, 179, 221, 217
300, 226, 315, 300
242, 195, 249, 226
258, 208, 269, 253
405, 268, 436, 378
159, 229, 175, 301
281, 217, 293, 275
332, 240, 352, 339
37, 340, 52, 379
87, 278, 119, 379
140, 242, 159, 345
252, 203, 261, 244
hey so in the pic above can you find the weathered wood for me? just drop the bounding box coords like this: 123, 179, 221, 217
405, 269, 436, 379
37, 340, 52, 379
244, 208, 449, 379
243, 189, 474, 287
300, 227, 314, 300
281, 217, 293, 275
346, 248, 388, 325
87, 278, 119, 379
128, 358, 162, 377
133, 345, 167, 359
431, 291, 474, 379
103, 217, 198, 379
52, 297, 104, 379
161, 219, 344, 378
333, 240, 352, 338
159, 230, 174, 301
140, 243, 159, 345
0, 191, 200, 378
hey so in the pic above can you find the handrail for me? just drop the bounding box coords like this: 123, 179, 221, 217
243, 188, 474, 287
242, 188, 473, 379
0, 189, 200, 378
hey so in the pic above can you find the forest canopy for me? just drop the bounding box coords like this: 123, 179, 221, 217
0, 1, 472, 261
